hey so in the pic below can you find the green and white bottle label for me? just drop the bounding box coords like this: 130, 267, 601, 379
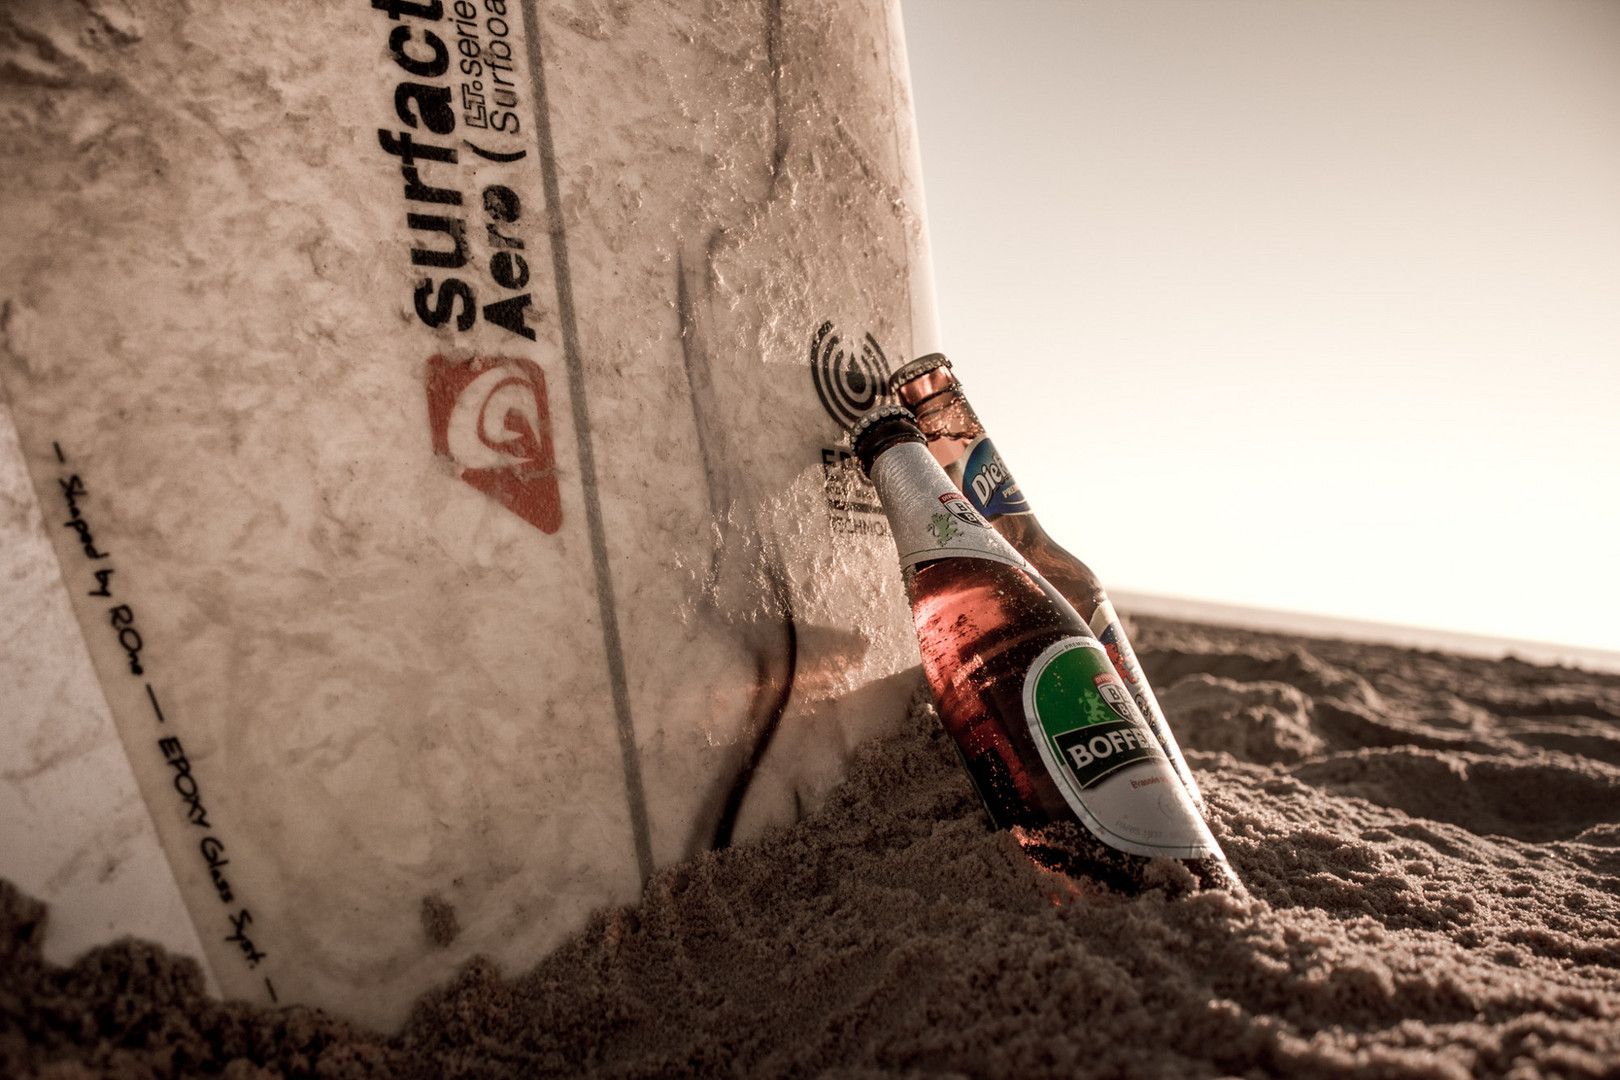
1022, 636, 1218, 860
870, 442, 1031, 571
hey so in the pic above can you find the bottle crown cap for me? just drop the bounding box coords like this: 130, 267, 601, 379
849, 404, 922, 477
887, 353, 952, 393
848, 403, 917, 444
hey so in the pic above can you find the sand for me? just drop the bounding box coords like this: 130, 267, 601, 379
5, 615, 1620, 1078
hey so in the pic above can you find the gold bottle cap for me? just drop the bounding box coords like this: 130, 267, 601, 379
886, 353, 952, 393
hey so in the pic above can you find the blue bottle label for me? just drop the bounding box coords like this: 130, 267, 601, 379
961, 436, 1032, 518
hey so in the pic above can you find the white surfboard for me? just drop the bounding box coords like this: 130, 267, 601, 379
0, 0, 939, 1029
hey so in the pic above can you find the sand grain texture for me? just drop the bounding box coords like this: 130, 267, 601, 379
5, 617, 1620, 1078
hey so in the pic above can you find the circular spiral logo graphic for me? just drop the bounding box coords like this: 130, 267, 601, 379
426, 354, 562, 535
809, 321, 891, 428
446, 365, 545, 471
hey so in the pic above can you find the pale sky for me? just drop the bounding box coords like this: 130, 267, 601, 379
903, 0, 1620, 653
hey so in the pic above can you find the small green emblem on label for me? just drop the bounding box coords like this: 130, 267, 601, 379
928, 511, 960, 546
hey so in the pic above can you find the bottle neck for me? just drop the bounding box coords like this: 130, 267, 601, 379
868, 441, 1029, 573
894, 375, 985, 473
895, 373, 1039, 524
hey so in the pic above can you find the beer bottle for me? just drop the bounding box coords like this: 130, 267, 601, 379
888, 354, 1205, 813
851, 405, 1235, 893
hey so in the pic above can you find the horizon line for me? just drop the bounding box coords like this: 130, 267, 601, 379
1110, 589, 1620, 675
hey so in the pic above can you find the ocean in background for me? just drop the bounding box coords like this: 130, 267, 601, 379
1112, 590, 1620, 675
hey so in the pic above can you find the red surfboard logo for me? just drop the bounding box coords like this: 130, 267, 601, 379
426, 355, 561, 534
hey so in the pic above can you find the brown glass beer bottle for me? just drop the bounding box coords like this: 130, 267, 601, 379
851, 405, 1236, 893
888, 354, 1205, 813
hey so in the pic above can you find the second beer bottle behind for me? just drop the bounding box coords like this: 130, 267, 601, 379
889, 354, 1206, 813
851, 406, 1236, 894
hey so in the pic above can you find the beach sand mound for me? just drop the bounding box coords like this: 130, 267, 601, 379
5, 617, 1620, 1078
